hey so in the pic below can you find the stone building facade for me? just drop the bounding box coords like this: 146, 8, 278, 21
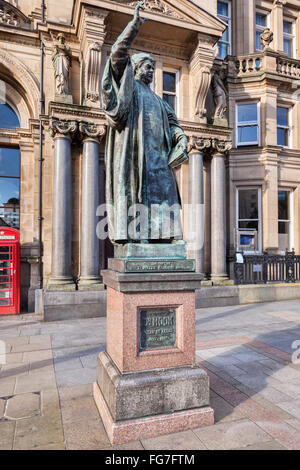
0, 0, 299, 315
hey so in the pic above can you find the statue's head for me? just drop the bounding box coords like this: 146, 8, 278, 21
132, 53, 154, 86
57, 33, 65, 45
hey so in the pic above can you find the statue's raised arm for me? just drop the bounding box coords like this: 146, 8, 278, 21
111, 2, 148, 82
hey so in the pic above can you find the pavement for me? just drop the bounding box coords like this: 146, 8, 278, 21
1, 299, 300, 450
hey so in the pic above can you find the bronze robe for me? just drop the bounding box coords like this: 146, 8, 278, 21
102, 19, 186, 242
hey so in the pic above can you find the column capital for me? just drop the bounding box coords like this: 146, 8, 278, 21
49, 119, 78, 139
79, 122, 106, 143
188, 136, 211, 155
211, 138, 232, 156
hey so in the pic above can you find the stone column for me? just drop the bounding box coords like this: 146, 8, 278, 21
48, 119, 78, 290
78, 123, 106, 290
210, 139, 232, 282
188, 137, 211, 274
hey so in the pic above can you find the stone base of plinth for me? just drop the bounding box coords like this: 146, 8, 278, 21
96, 351, 210, 421
93, 382, 214, 445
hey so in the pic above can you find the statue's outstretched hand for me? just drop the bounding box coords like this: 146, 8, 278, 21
134, 1, 148, 25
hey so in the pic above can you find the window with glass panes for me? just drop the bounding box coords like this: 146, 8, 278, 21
236, 103, 259, 146
237, 188, 261, 250
283, 20, 295, 58
0, 103, 20, 229
256, 12, 268, 51
278, 190, 293, 251
163, 70, 177, 112
217, 0, 231, 59
277, 106, 290, 147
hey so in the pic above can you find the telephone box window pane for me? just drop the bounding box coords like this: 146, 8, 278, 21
163, 93, 175, 110
239, 189, 258, 220
163, 72, 176, 93
0, 148, 20, 177
0, 104, 20, 129
238, 104, 257, 122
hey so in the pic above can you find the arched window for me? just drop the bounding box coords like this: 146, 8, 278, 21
0, 103, 20, 129
0, 104, 20, 229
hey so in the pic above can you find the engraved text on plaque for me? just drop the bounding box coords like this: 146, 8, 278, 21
140, 308, 176, 351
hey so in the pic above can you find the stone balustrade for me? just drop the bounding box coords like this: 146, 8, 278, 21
0, 1, 31, 29
230, 54, 263, 76
228, 51, 300, 82
277, 57, 300, 79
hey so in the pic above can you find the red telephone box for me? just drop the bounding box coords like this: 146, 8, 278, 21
0, 227, 20, 315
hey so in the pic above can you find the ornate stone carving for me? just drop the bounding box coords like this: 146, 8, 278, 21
79, 122, 106, 141
188, 136, 211, 154
195, 66, 211, 122
85, 42, 102, 104
49, 119, 78, 139
0, 48, 40, 116
114, 0, 184, 19
211, 68, 228, 126
261, 28, 274, 48
52, 33, 72, 102
212, 138, 232, 154
0, 0, 31, 29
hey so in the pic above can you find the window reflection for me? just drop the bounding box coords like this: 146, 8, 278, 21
0, 104, 20, 129
0, 148, 20, 229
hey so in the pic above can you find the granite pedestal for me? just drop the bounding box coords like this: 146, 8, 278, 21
93, 244, 214, 444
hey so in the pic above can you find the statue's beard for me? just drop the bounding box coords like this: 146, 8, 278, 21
135, 73, 153, 86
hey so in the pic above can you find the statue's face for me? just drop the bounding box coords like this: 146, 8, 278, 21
135, 59, 154, 85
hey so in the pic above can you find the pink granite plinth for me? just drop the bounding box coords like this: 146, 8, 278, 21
106, 287, 195, 373
93, 382, 214, 445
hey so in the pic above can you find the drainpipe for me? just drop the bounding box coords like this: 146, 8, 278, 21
38, 0, 45, 288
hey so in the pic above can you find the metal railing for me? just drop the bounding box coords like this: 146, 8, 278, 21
234, 250, 300, 285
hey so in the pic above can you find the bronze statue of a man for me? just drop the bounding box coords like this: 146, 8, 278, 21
102, 2, 188, 244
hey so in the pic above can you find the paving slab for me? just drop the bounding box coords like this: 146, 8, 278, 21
0, 397, 5, 418
55, 367, 96, 388
276, 399, 300, 419
0, 421, 16, 450
5, 392, 40, 420
235, 441, 286, 450
210, 392, 244, 424
15, 371, 57, 394
64, 417, 110, 450
193, 419, 273, 450
58, 384, 93, 401
14, 414, 64, 450
60, 395, 101, 424
142, 430, 206, 450
285, 418, 300, 432
0, 377, 16, 397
